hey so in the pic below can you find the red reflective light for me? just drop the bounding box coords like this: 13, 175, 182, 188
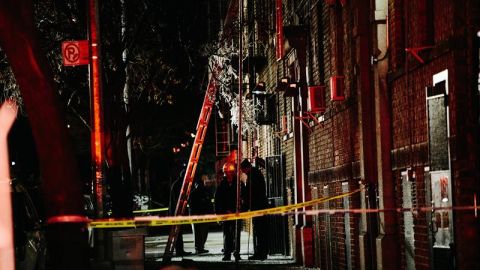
330, 75, 345, 101
222, 162, 236, 174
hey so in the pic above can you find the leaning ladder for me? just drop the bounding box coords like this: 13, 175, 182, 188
162, 72, 218, 261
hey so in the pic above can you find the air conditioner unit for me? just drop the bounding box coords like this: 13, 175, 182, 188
276, 77, 290, 92
307, 86, 326, 113
285, 83, 298, 97
330, 75, 345, 101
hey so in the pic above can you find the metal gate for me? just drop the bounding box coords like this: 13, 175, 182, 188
265, 155, 289, 255
342, 182, 352, 270
427, 70, 454, 269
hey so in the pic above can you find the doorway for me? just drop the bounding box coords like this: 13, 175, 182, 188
265, 155, 289, 255
426, 70, 454, 269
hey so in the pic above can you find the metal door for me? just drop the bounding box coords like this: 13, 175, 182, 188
427, 70, 454, 269
342, 182, 352, 270
265, 155, 289, 255
402, 171, 416, 270
429, 171, 454, 269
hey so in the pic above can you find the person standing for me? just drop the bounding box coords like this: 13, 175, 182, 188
215, 161, 243, 261
241, 159, 269, 260
189, 174, 211, 254
169, 169, 192, 257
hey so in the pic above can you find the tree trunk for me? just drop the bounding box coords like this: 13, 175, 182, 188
101, 1, 134, 217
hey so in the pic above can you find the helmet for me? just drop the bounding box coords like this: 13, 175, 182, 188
222, 161, 236, 174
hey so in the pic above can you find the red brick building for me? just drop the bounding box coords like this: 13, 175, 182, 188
218, 0, 480, 269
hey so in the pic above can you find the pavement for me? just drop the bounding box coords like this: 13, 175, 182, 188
144, 228, 297, 270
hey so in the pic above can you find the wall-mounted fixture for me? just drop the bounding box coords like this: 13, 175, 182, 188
330, 75, 345, 101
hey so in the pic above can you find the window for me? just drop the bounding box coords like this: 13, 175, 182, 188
332, 2, 343, 76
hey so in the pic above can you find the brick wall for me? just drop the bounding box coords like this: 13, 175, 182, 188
308, 1, 359, 171
390, 54, 454, 157
389, 0, 480, 268
389, 26, 454, 270
433, 0, 454, 43
388, 0, 405, 72
309, 2, 323, 85
306, 1, 361, 269
233, 0, 480, 268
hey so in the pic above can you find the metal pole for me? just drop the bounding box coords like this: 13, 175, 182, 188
88, 0, 107, 263
88, 0, 105, 218
235, 0, 244, 263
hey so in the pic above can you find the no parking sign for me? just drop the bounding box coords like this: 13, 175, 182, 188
61, 40, 90, 66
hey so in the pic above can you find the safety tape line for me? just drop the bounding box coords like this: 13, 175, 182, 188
88, 188, 361, 228
293, 205, 480, 216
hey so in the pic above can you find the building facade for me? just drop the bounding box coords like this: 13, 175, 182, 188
218, 0, 480, 269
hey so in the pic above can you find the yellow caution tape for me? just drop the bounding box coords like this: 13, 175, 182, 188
89, 188, 360, 229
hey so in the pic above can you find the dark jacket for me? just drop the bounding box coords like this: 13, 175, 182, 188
169, 169, 186, 216
189, 180, 213, 215
245, 167, 268, 210
215, 178, 245, 214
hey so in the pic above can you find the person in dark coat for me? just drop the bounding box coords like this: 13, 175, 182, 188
189, 174, 212, 254
241, 159, 269, 260
215, 161, 244, 261
170, 169, 192, 257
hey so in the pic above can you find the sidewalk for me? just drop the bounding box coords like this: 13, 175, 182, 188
145, 229, 295, 269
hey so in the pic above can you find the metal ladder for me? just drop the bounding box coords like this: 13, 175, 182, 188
162, 73, 218, 261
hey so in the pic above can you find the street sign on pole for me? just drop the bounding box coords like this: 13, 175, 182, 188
62, 40, 90, 66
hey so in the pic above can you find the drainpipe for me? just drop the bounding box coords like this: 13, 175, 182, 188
0, 101, 17, 270
354, 1, 379, 269
372, 0, 399, 269
290, 34, 313, 267
296, 76, 313, 267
